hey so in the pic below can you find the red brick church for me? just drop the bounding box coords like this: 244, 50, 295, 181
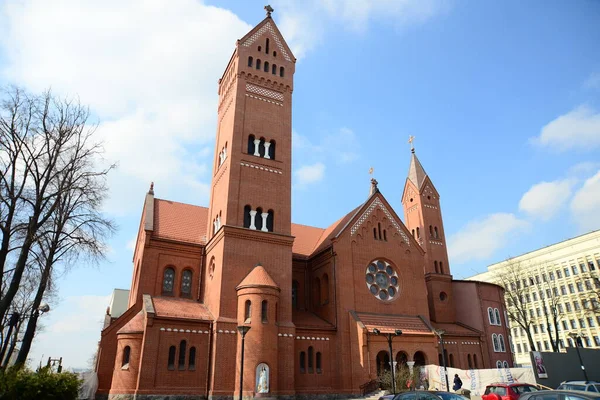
95, 11, 513, 400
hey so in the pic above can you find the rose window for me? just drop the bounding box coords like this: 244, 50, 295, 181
365, 260, 400, 301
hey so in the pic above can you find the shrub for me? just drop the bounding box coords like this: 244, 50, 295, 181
377, 366, 423, 392
0, 366, 81, 400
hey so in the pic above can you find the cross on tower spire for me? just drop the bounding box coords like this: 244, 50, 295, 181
264, 4, 274, 17
408, 135, 415, 153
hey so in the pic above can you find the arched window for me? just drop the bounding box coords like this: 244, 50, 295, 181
189, 347, 196, 370
378, 222, 382, 240
439, 261, 444, 274
413, 351, 426, 366
412, 229, 415, 238
322, 274, 329, 304
300, 351, 306, 373
280, 66, 284, 77
256, 59, 261, 70
492, 334, 499, 352
168, 346, 176, 370
261, 300, 268, 323
438, 353, 443, 366
495, 308, 501, 326
122, 346, 130, 367
499, 334, 506, 352
265, 38, 269, 54
416, 227, 420, 238
245, 300, 251, 323
181, 270, 192, 297
434, 261, 439, 274
272, 64, 277, 75
473, 354, 478, 368
244, 205, 252, 229
429, 225, 433, 237
434, 226, 439, 239
496, 360, 502, 369
503, 360, 509, 368
264, 61, 269, 73
308, 346, 314, 373
467, 354, 472, 369
313, 277, 321, 307
248, 135, 256, 154
488, 307, 494, 324
255, 207, 264, 231
292, 280, 299, 310
248, 56, 253, 67
373, 228, 377, 239
267, 209, 274, 232
316, 352, 322, 373
162, 267, 175, 295
383, 230, 387, 241
449, 353, 454, 367
269, 140, 276, 159
178, 340, 187, 369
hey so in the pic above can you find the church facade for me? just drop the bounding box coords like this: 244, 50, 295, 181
95, 13, 512, 400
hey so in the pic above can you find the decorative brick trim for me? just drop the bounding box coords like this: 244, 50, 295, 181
160, 327, 210, 334
295, 336, 330, 341
242, 22, 292, 62
246, 83, 284, 101
245, 93, 283, 106
240, 162, 283, 174
277, 333, 295, 338
351, 198, 410, 245
429, 240, 444, 246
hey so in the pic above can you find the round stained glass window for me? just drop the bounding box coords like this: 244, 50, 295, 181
365, 260, 400, 302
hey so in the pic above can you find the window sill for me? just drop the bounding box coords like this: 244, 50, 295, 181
121, 364, 129, 371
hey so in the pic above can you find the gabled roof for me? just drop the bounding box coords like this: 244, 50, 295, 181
151, 296, 213, 321
237, 264, 279, 290
407, 151, 428, 190
238, 16, 296, 63
431, 322, 481, 337
117, 311, 144, 335
354, 311, 433, 335
153, 199, 208, 244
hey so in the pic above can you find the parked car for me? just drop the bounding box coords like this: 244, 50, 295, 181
557, 382, 600, 393
520, 389, 600, 400
379, 391, 468, 400
482, 383, 540, 400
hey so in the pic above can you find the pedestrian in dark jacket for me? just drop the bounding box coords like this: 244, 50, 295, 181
452, 374, 462, 391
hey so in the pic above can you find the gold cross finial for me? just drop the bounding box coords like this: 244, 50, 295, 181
408, 135, 415, 152
369, 167, 374, 176
264, 5, 274, 17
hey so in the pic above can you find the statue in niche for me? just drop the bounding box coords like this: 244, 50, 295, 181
256, 363, 269, 393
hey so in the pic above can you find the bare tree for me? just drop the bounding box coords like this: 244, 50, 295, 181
534, 265, 562, 352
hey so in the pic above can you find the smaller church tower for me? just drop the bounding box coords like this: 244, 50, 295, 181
401, 142, 455, 323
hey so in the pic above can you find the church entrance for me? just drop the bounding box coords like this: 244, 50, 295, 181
376, 351, 390, 376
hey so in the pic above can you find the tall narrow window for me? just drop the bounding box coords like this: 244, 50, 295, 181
189, 347, 196, 370
248, 135, 256, 154
258, 137, 266, 157
256, 59, 261, 70
429, 225, 433, 237
412, 229, 415, 238
434, 227, 439, 239
269, 140, 276, 159
261, 300, 268, 323
439, 261, 444, 274
245, 300, 251, 323
488, 307, 494, 324
383, 230, 387, 241
308, 346, 314, 373
280, 67, 284, 77
467, 354, 472, 369
473, 354, 478, 368
416, 227, 420, 238
162, 267, 175, 295
316, 352, 322, 373
272, 64, 277, 75
255, 207, 264, 231
499, 334, 506, 352
373, 228, 377, 239
181, 270, 192, 297
248, 56, 253, 67
495, 309, 501, 326
244, 205, 252, 229
378, 222, 382, 240
492, 334, 499, 352
264, 61, 269, 73
267, 209, 274, 232
168, 346, 176, 370
292, 280, 299, 310
300, 351, 306, 373
434, 261, 439, 273
122, 346, 131, 367
178, 340, 187, 369
265, 38, 269, 54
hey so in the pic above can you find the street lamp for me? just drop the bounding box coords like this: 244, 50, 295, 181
434, 329, 450, 391
373, 328, 403, 395
237, 325, 251, 400
568, 332, 588, 381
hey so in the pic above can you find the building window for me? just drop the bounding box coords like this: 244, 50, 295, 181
434, 226, 439, 239
429, 225, 433, 237
248, 56, 253, 67
316, 352, 322, 373
267, 209, 274, 232
564, 268, 570, 277
499, 334, 506, 352
556, 270, 562, 279
503, 361, 509, 368
495, 308, 501, 326
264, 61, 269, 73
272, 64, 277, 75
439, 261, 444, 274
181, 270, 192, 297
261, 300, 268, 323
568, 284, 575, 294
473, 354, 478, 368
572, 265, 578, 275
570, 319, 577, 329
162, 267, 175, 295
308, 346, 314, 373
265, 38, 269, 54
434, 261, 439, 274
517, 344, 522, 353
178, 340, 187, 370
245, 300, 251, 323
577, 282, 584, 292
269, 140, 276, 159
280, 66, 284, 77
300, 351, 306, 373
496, 360, 502, 369
594, 336, 600, 346
255, 207, 264, 231
256, 59, 261, 70
492, 334, 499, 352
122, 346, 130, 368
189, 347, 196, 370
168, 346, 176, 370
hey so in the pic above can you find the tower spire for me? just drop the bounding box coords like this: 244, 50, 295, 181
407, 150, 428, 190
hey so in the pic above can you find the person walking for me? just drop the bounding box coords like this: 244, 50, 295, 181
452, 374, 463, 392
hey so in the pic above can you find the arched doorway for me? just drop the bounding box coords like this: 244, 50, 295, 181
396, 351, 408, 368
376, 351, 390, 376
413, 351, 426, 367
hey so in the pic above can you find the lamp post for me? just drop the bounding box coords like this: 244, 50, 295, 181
568, 332, 588, 381
434, 329, 450, 391
373, 328, 403, 395
237, 325, 251, 400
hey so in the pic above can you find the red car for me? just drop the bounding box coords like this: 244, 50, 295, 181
482, 383, 540, 400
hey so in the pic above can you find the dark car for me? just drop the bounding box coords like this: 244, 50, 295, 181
482, 383, 540, 400
379, 391, 468, 400
519, 389, 600, 400
556, 382, 600, 393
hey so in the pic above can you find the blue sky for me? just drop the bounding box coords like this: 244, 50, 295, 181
1, 0, 599, 369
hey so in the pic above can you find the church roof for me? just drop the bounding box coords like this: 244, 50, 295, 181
431, 322, 481, 337
354, 312, 433, 336
237, 264, 279, 289
154, 199, 208, 244
152, 297, 213, 321
407, 151, 428, 190
117, 311, 144, 335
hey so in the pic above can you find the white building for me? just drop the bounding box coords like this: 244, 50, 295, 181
468, 230, 600, 366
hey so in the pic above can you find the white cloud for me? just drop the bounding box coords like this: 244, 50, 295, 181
294, 162, 325, 185
29, 295, 111, 369
518, 179, 575, 220
126, 236, 137, 252
533, 106, 600, 151
293, 127, 360, 164
570, 170, 600, 232
276, 0, 447, 58
584, 72, 600, 90
448, 213, 530, 264
0, 0, 251, 214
